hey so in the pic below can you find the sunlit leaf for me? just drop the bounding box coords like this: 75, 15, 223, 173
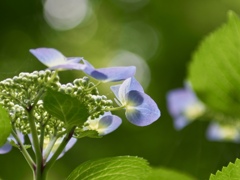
67, 156, 151, 180
0, 105, 11, 146
43, 88, 89, 127
188, 11, 240, 118
210, 158, 240, 180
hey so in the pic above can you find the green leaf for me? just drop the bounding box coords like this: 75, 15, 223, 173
43, 88, 89, 127
210, 158, 240, 180
67, 156, 151, 180
0, 105, 11, 146
147, 167, 196, 180
188, 11, 240, 118
75, 130, 101, 138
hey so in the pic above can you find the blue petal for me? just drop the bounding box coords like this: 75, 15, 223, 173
110, 85, 121, 100
167, 88, 198, 117
116, 77, 144, 104
48, 63, 85, 70
30, 48, 84, 70
67, 57, 83, 63
30, 48, 66, 67
46, 137, 77, 162
173, 116, 190, 130
0, 142, 12, 154
98, 115, 122, 135
125, 90, 160, 126
82, 60, 136, 82
119, 77, 144, 94
57, 137, 77, 160
206, 122, 240, 143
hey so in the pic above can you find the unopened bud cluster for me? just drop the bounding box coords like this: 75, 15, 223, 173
59, 76, 113, 119
0, 70, 60, 134
0, 70, 113, 137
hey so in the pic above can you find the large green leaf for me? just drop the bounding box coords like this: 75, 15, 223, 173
210, 158, 240, 180
67, 156, 151, 180
0, 105, 11, 146
188, 11, 240, 118
147, 167, 196, 180
43, 88, 89, 127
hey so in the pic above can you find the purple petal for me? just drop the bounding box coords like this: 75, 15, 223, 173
16, 132, 24, 143
30, 48, 84, 70
117, 77, 145, 104
30, 48, 66, 67
110, 85, 121, 100
167, 88, 198, 117
173, 116, 190, 130
125, 90, 160, 126
48, 63, 85, 70
82, 60, 136, 82
66, 57, 83, 63
206, 122, 240, 143
119, 77, 144, 94
98, 115, 122, 135
0, 132, 24, 154
57, 137, 77, 160
46, 137, 77, 162
0, 143, 12, 154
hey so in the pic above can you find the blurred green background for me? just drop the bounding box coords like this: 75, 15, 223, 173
1, 0, 240, 179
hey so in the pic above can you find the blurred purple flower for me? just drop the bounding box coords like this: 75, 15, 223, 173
29, 48, 84, 70
206, 122, 240, 143
81, 59, 136, 82
0, 132, 24, 154
111, 77, 160, 126
84, 112, 122, 136
167, 85, 205, 130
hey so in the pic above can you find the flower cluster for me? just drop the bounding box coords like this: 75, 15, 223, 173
0, 47, 160, 163
29, 47, 160, 126
166, 83, 205, 130
207, 122, 240, 143
167, 83, 240, 143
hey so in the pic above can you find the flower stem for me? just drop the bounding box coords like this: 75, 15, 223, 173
11, 130, 35, 173
106, 105, 125, 112
86, 81, 102, 91
28, 108, 43, 180
42, 127, 76, 179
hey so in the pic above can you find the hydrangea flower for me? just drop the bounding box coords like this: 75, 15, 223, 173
81, 59, 136, 82
167, 84, 205, 130
0, 132, 24, 154
43, 137, 77, 162
30, 48, 136, 82
83, 112, 122, 136
29, 48, 84, 70
28, 134, 77, 162
111, 77, 160, 126
206, 122, 240, 143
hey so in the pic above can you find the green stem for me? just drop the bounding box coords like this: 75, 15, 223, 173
28, 70, 59, 180
39, 123, 46, 152
11, 130, 35, 172
86, 81, 102, 91
28, 108, 43, 180
105, 105, 125, 112
42, 127, 76, 179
